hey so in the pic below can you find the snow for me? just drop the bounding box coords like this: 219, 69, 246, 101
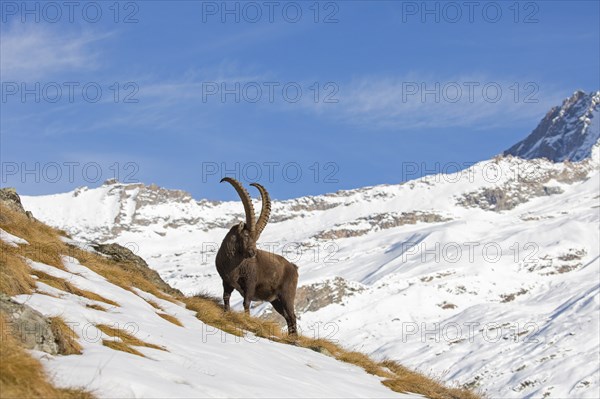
0, 227, 29, 247
20, 139, 600, 397
12, 254, 414, 398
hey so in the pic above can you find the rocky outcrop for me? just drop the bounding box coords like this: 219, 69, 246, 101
0, 293, 59, 355
456, 183, 564, 212
456, 156, 592, 212
314, 211, 450, 240
0, 188, 33, 219
521, 248, 587, 275
294, 277, 364, 313
91, 243, 182, 297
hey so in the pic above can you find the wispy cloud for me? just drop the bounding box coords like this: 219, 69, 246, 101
0, 25, 112, 81
2, 61, 271, 138
305, 73, 567, 130
2, 45, 571, 140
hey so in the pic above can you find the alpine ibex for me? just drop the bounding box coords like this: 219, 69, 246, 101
216, 177, 298, 335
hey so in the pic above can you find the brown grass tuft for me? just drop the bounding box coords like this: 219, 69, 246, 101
380, 359, 482, 399
145, 299, 163, 311
0, 314, 94, 398
96, 324, 166, 352
85, 303, 107, 311
157, 312, 183, 327
183, 295, 283, 339
31, 270, 120, 307
50, 317, 83, 355
101, 340, 145, 357
194, 290, 223, 307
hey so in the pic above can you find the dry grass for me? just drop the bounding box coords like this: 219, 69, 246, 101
96, 324, 166, 352
31, 269, 120, 307
183, 295, 283, 339
0, 203, 64, 296
0, 208, 118, 309
0, 205, 68, 270
0, 314, 94, 399
157, 312, 183, 327
37, 291, 61, 299
18, 241, 66, 270
0, 204, 64, 243
67, 246, 177, 304
145, 298, 163, 311
0, 241, 35, 296
0, 204, 75, 297
50, 317, 83, 355
0, 203, 174, 304
381, 360, 481, 399
101, 340, 145, 357
85, 303, 107, 311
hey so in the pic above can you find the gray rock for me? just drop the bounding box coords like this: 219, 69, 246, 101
0, 188, 30, 216
314, 211, 450, 240
0, 293, 59, 355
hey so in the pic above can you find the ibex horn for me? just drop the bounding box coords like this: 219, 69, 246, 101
250, 183, 271, 239
221, 177, 256, 233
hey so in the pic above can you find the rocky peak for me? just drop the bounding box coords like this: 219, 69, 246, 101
504, 90, 600, 162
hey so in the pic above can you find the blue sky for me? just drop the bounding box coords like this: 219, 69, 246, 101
1, 0, 599, 201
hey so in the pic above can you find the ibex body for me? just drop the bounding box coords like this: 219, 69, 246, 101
215, 178, 298, 335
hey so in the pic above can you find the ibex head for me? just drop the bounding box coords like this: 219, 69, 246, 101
220, 177, 271, 259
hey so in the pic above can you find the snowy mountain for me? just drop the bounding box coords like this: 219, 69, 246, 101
21, 93, 600, 398
504, 90, 600, 161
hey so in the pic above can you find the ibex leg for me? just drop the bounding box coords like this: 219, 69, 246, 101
223, 282, 234, 312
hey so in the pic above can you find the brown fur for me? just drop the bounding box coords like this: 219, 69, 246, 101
216, 180, 299, 335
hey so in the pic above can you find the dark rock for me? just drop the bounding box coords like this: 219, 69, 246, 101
91, 243, 182, 297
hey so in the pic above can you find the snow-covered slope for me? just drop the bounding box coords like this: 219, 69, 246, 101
504, 90, 600, 161
23, 144, 600, 398
22, 93, 600, 398
1, 233, 413, 398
